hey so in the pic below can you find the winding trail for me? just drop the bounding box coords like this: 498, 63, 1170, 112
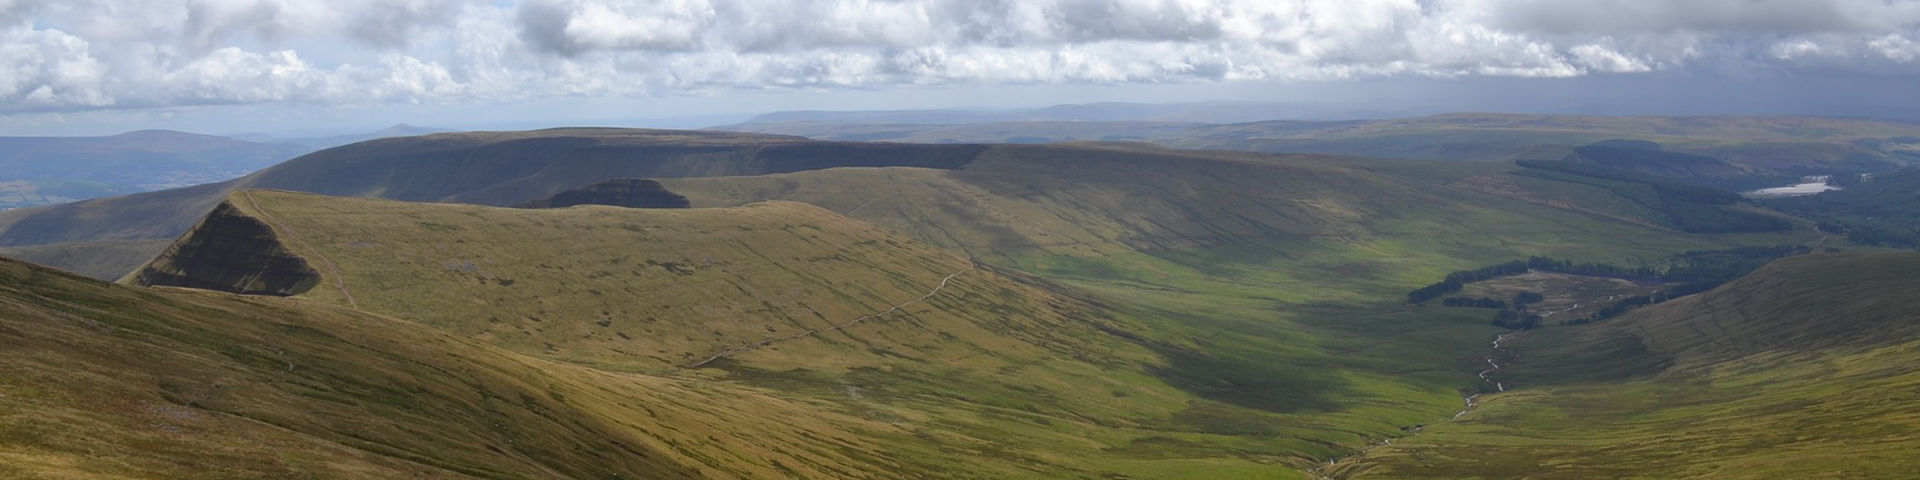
242, 190, 359, 309
843, 194, 897, 216
681, 267, 971, 369
1804, 230, 1830, 248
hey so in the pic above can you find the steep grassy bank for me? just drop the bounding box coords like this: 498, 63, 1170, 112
0, 254, 971, 480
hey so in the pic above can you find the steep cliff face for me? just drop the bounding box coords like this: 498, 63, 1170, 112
126, 200, 320, 296
518, 178, 692, 209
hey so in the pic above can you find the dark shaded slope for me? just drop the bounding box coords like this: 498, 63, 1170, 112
518, 179, 690, 209
245, 129, 985, 205
1512, 160, 1793, 233
1562, 145, 1745, 179
126, 201, 321, 296
0, 180, 237, 246
1513, 253, 1920, 385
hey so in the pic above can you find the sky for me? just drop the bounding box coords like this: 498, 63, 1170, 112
4, 0, 1920, 136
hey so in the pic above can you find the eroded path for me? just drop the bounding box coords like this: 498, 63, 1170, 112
243, 190, 360, 309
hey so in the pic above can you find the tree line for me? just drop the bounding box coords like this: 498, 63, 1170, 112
1409, 246, 1811, 327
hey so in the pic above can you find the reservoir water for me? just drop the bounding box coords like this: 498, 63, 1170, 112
1747, 182, 1840, 197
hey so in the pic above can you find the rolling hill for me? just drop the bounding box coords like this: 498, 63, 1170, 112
724, 114, 1920, 184
0, 129, 990, 279
1330, 253, 1920, 479
2, 126, 1808, 281
0, 251, 981, 480
115, 189, 1468, 478
116, 178, 1802, 478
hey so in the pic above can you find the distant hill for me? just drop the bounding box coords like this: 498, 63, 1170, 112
0, 122, 1842, 282
1561, 145, 1746, 178
0, 128, 989, 278
1509, 160, 1794, 233
1768, 167, 1920, 247
1169, 114, 1920, 167
517, 178, 691, 209
1340, 253, 1920, 479
0, 130, 312, 208
277, 123, 458, 149
730, 101, 1355, 127
724, 113, 1920, 186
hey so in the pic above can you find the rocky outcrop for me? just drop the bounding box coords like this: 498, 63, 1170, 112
518, 179, 691, 209
126, 201, 320, 296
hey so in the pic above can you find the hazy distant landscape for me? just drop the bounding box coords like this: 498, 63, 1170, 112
0, 125, 452, 210
7, 1, 1920, 479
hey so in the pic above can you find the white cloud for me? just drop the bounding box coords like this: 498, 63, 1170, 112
1871, 34, 1920, 62
2, 0, 1920, 114
1570, 43, 1652, 73
0, 24, 111, 109
1770, 40, 1826, 60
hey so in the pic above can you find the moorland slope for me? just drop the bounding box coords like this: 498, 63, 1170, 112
1336, 253, 1920, 479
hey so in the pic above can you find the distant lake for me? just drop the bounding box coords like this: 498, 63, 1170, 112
1747, 182, 1840, 197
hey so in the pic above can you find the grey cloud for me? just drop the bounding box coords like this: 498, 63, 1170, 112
183, 0, 293, 50
3, 0, 1920, 115
1467, 0, 1920, 36
516, 0, 581, 54
350, 0, 463, 48
1043, 0, 1228, 43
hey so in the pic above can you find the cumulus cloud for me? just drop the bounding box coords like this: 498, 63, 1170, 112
1872, 34, 1920, 62
2, 0, 1919, 114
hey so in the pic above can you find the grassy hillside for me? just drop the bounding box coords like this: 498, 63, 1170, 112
134, 191, 1140, 376
0, 254, 978, 480
1333, 253, 1920, 479
661, 144, 1816, 268
648, 140, 1856, 478
126, 177, 1801, 478
129, 190, 1492, 478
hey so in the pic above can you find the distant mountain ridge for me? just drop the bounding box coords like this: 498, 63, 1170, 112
0, 128, 990, 278
732, 101, 1372, 126
272, 123, 457, 149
